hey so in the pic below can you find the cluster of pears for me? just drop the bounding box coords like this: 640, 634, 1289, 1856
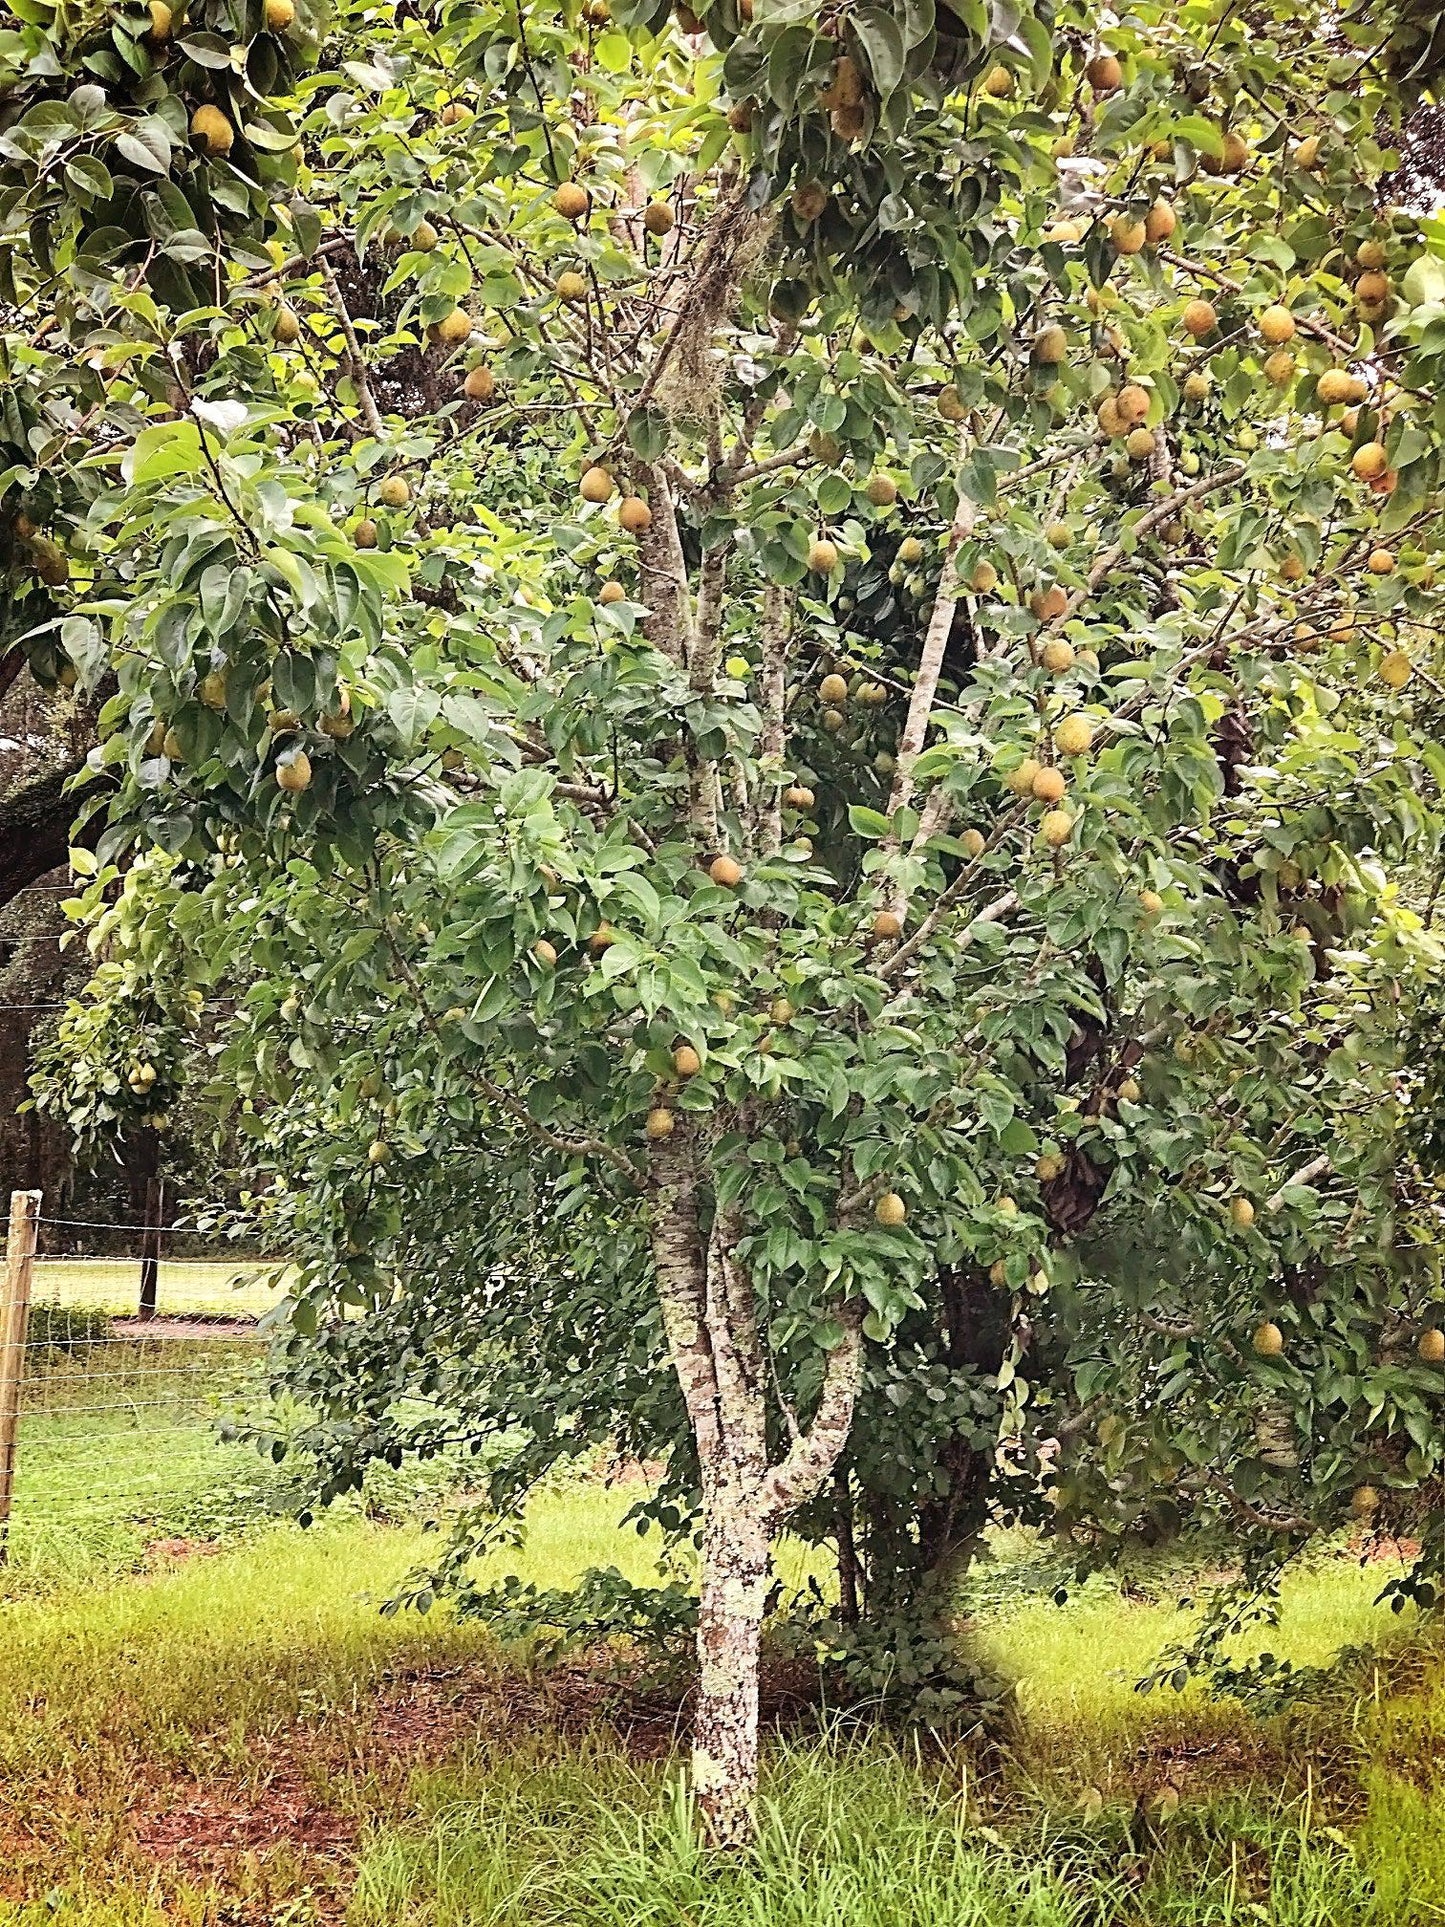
814, 667, 890, 740
1001, 704, 1095, 850
1094, 379, 1157, 457
579, 464, 654, 533
127, 1058, 159, 1096
547, 177, 679, 312
351, 473, 413, 549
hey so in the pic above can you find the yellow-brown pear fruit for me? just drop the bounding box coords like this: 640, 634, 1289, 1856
1182, 298, 1217, 338
190, 104, 234, 155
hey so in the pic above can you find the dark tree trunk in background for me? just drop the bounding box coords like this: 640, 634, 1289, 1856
129, 1131, 163, 1318
915, 1264, 1014, 1588
0, 873, 75, 1230
0, 667, 111, 1233
0, 761, 89, 913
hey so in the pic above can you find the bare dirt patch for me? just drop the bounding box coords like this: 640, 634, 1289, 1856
8, 1654, 694, 1919
143, 1534, 224, 1566
110, 1316, 261, 1342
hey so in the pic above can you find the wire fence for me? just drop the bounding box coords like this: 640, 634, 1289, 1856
1, 1193, 296, 1588
31, 1252, 290, 1323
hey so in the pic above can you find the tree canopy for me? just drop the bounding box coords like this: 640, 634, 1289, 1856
8, 0, 1445, 1844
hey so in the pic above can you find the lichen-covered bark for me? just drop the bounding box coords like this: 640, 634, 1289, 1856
646, 1129, 863, 1848
635, 280, 866, 1842
692, 1507, 770, 1847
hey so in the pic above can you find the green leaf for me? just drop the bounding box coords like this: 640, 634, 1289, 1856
1403, 255, 1445, 307
595, 29, 634, 71
122, 420, 203, 485
815, 473, 852, 515
625, 405, 670, 461
245, 117, 303, 152
177, 31, 234, 65
853, 6, 906, 98
385, 685, 442, 744
114, 119, 172, 174
848, 804, 890, 839
766, 24, 816, 110
65, 155, 114, 201
1165, 114, 1224, 158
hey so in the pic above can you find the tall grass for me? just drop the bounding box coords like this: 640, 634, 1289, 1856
351, 1732, 1434, 1927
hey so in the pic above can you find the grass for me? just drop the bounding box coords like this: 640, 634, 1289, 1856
0, 1340, 1440, 1925
968, 1548, 1428, 1793
28, 1257, 288, 1321
350, 1743, 1406, 1927
2, 1333, 292, 1592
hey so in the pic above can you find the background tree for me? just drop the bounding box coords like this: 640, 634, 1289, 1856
10, 0, 1445, 1846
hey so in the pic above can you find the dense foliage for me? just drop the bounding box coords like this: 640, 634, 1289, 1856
9, 0, 1445, 1835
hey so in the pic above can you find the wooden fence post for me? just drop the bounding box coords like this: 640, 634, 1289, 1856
0, 1189, 41, 1566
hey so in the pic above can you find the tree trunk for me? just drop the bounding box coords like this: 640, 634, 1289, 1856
646, 1127, 863, 1849
834, 1465, 861, 1625
127, 1128, 162, 1319
138, 1169, 163, 1320
693, 1506, 770, 1847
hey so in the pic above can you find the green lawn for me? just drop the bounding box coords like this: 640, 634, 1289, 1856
2, 1333, 291, 1590
28, 1255, 289, 1320
0, 1347, 1440, 1926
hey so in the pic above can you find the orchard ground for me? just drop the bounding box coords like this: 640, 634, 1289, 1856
0, 1400, 1441, 1926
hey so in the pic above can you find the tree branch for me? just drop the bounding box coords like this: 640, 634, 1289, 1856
1057, 466, 1247, 625
1206, 1472, 1312, 1537
758, 1302, 863, 1524
882, 426, 976, 829
0, 752, 100, 913
648, 1128, 726, 1487
690, 542, 730, 691
754, 583, 793, 859
1265, 1153, 1331, 1213
636, 461, 693, 668
1160, 249, 1358, 361
320, 257, 386, 441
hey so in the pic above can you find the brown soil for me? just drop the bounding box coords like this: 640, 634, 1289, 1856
1, 1652, 696, 1921
110, 1316, 261, 1342
143, 1535, 224, 1565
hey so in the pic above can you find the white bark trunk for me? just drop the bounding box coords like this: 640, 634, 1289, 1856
646, 1132, 863, 1849
692, 1507, 770, 1847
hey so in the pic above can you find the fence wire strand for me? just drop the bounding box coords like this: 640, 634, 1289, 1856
2, 1231, 285, 1558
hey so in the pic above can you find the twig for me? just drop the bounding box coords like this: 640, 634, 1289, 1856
1206, 1473, 1311, 1537
1058, 466, 1247, 624
1265, 1153, 1331, 1213
320, 257, 386, 440
1159, 250, 1358, 362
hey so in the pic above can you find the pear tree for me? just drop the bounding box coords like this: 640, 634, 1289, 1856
9, 0, 1445, 1844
